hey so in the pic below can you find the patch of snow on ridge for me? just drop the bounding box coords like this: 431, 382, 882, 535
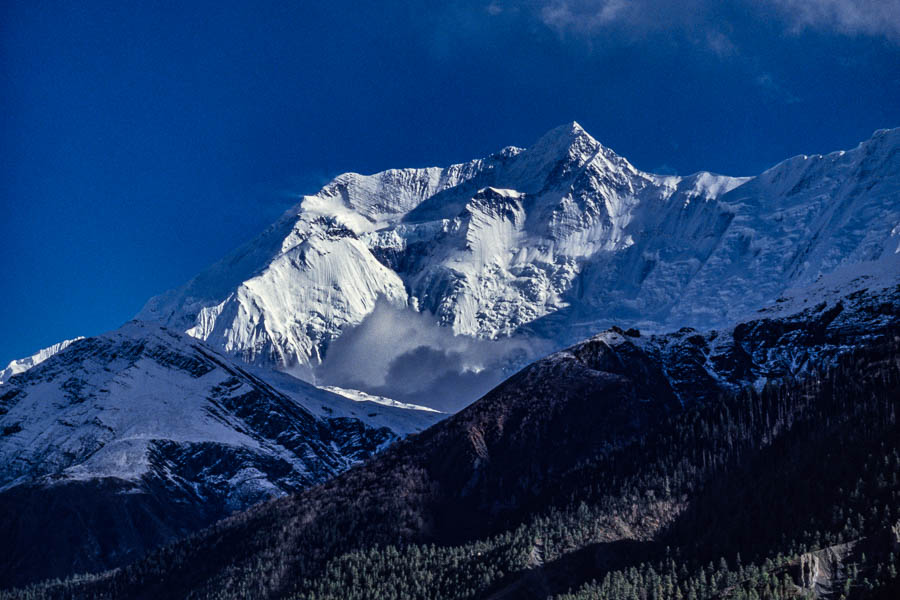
0, 337, 85, 384
321, 386, 442, 413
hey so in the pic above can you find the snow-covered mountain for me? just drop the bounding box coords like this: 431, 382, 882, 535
138, 123, 900, 406
0, 321, 441, 586
1, 121, 897, 590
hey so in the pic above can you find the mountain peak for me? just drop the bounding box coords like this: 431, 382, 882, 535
532, 121, 597, 151
565, 120, 587, 134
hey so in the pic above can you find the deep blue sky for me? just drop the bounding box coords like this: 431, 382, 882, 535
2, 0, 899, 364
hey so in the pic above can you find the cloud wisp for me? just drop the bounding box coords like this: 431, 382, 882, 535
315, 299, 551, 412
770, 0, 900, 40
526, 0, 900, 42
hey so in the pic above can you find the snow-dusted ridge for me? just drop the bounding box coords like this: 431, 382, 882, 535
0, 337, 84, 384
0, 320, 441, 495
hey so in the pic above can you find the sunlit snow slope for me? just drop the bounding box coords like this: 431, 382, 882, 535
138, 124, 900, 384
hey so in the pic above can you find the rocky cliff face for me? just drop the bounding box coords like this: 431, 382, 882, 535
788, 520, 900, 600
